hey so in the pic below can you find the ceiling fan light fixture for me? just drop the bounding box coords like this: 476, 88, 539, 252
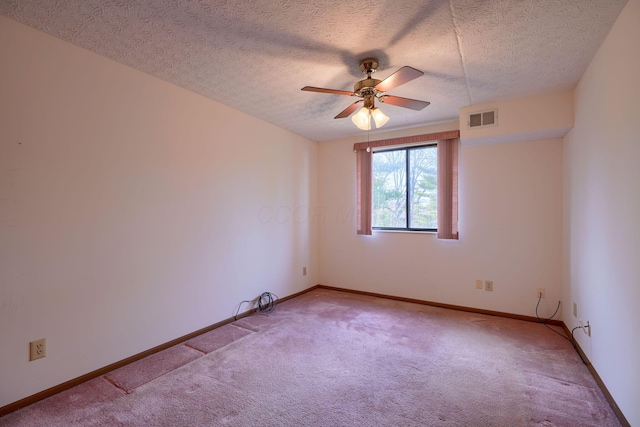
371, 107, 389, 128
352, 107, 371, 130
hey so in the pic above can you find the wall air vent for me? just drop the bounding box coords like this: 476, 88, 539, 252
468, 109, 497, 128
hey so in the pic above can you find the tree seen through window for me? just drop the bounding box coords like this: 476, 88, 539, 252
372, 145, 437, 230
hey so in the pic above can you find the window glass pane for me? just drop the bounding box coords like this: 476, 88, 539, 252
409, 146, 437, 229
372, 150, 406, 228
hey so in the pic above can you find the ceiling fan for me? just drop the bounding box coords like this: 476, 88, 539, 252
301, 58, 430, 130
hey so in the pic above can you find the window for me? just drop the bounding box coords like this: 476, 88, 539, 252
354, 130, 458, 239
372, 144, 437, 231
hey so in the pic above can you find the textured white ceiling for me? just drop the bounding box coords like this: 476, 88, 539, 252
0, 0, 628, 141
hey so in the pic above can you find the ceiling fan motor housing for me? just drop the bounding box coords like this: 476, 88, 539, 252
354, 78, 382, 94
355, 58, 382, 97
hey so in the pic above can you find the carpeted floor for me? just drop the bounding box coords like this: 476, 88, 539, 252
0, 289, 621, 426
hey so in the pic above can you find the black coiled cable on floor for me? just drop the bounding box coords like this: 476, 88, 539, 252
257, 291, 278, 314
234, 292, 279, 320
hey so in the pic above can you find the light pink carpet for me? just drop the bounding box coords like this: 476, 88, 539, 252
0, 289, 621, 426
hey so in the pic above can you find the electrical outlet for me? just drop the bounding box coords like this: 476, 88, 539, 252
302, 266, 307, 276
475, 279, 483, 289
484, 280, 493, 292
537, 288, 545, 298
573, 302, 577, 317
29, 338, 46, 361
579, 319, 591, 336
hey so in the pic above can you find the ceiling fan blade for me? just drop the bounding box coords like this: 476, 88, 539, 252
335, 100, 363, 119
380, 95, 430, 111
301, 86, 356, 96
375, 66, 424, 92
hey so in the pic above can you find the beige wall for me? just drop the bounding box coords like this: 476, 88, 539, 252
563, 0, 640, 424
460, 90, 573, 146
318, 122, 563, 317
0, 16, 318, 407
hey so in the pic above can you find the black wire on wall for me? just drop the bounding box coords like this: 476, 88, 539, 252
535, 296, 588, 364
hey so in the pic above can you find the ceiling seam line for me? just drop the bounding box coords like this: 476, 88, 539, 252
448, 0, 473, 105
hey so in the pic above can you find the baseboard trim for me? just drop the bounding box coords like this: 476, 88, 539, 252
0, 286, 316, 417
316, 284, 563, 326
561, 325, 631, 427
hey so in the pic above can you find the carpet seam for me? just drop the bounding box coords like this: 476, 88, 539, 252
231, 321, 260, 333
522, 371, 599, 389
102, 376, 129, 395
184, 328, 255, 354
183, 343, 207, 355
230, 322, 260, 333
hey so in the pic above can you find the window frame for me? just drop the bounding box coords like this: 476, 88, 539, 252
372, 143, 438, 233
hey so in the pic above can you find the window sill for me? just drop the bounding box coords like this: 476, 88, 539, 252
373, 229, 437, 235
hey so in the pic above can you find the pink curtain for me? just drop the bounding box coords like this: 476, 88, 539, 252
437, 138, 459, 240
356, 147, 372, 235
